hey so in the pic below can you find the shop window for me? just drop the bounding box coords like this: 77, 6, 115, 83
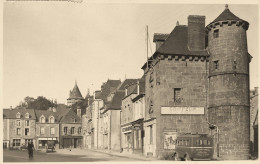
13, 139, 21, 147
25, 139, 33, 145
17, 128, 21, 135
71, 127, 75, 134
25, 128, 29, 136
16, 120, 21, 126
174, 88, 182, 103
78, 127, 82, 134
50, 127, 55, 135
25, 120, 29, 126
213, 29, 219, 38
64, 127, 68, 135
40, 127, 44, 135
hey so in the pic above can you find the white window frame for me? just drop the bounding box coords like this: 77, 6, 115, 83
16, 112, 21, 118
50, 127, 55, 135
25, 112, 30, 119
49, 116, 55, 123
40, 115, 45, 123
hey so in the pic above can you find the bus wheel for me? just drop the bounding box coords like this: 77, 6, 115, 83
184, 154, 191, 161
173, 153, 179, 161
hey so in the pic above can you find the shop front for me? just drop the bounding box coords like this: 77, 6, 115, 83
37, 137, 58, 149
121, 119, 144, 154
60, 136, 82, 149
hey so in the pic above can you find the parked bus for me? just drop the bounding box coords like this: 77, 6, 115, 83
173, 133, 213, 161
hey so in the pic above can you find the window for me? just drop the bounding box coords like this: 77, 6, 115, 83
49, 116, 55, 123
16, 120, 21, 126
17, 128, 21, 135
50, 127, 55, 135
40, 116, 45, 123
25, 139, 33, 145
71, 127, 75, 134
174, 88, 182, 103
64, 127, 68, 134
16, 112, 21, 118
25, 128, 29, 136
40, 127, 44, 135
78, 127, 82, 134
25, 112, 29, 118
213, 29, 219, 38
13, 139, 21, 147
25, 120, 29, 126
71, 118, 76, 123
213, 60, 219, 70
149, 125, 153, 144
233, 60, 237, 70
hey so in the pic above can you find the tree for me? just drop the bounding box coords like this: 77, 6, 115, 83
16, 96, 56, 110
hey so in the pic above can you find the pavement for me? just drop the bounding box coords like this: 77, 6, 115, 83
55, 148, 159, 161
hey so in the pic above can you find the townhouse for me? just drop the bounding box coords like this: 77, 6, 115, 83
3, 108, 36, 149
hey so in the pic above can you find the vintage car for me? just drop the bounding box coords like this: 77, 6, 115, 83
172, 133, 214, 161
45, 140, 55, 152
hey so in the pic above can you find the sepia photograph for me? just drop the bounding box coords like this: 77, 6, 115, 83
2, 0, 259, 162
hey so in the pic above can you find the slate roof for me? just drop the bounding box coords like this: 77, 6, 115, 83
68, 82, 84, 100
153, 33, 169, 42
142, 25, 208, 69
118, 79, 138, 90
99, 80, 121, 100
3, 108, 36, 119
106, 91, 125, 110
59, 108, 81, 123
156, 25, 208, 56
94, 90, 102, 99
210, 5, 248, 25
35, 109, 60, 123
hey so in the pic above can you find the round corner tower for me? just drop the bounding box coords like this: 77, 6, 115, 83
206, 5, 250, 160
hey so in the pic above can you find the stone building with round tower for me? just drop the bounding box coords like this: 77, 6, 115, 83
206, 5, 251, 160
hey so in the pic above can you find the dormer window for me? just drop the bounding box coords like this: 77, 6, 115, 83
71, 118, 76, 123
49, 116, 55, 123
25, 112, 30, 119
16, 112, 21, 119
40, 115, 45, 123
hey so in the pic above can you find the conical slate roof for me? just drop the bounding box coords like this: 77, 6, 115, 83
209, 5, 248, 25
68, 82, 83, 100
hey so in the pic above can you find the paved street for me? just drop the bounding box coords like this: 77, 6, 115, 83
3, 149, 142, 162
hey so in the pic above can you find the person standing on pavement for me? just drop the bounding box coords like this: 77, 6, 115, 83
27, 142, 35, 159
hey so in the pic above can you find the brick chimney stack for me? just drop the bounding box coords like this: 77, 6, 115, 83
188, 15, 206, 51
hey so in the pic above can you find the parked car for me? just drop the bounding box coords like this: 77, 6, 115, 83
20, 144, 28, 150
172, 133, 214, 161
45, 140, 55, 152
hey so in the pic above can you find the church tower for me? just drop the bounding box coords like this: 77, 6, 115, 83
206, 5, 250, 160
67, 81, 84, 106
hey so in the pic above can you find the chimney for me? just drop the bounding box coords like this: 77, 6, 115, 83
255, 87, 258, 95
188, 15, 205, 51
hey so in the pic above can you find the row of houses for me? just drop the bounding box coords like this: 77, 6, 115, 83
80, 5, 258, 160
3, 105, 83, 150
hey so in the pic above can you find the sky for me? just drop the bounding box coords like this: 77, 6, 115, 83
2, 1, 259, 108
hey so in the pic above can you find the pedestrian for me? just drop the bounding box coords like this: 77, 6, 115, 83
27, 142, 34, 160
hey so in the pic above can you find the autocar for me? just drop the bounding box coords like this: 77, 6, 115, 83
45, 140, 55, 152
172, 133, 214, 161
19, 144, 28, 150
